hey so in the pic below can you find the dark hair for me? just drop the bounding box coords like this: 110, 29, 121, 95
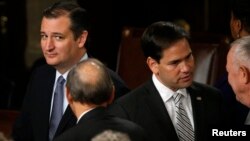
66, 58, 114, 104
141, 21, 189, 62
42, 0, 90, 40
231, 0, 250, 33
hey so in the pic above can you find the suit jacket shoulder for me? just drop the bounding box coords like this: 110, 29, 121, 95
108, 79, 178, 141
109, 80, 227, 141
106, 68, 130, 99
54, 107, 147, 141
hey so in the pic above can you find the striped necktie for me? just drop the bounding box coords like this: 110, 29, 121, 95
173, 93, 195, 141
49, 76, 65, 141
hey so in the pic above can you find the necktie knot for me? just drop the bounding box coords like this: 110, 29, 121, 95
173, 93, 183, 106
57, 76, 65, 85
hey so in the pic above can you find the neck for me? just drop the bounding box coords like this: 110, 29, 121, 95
56, 49, 86, 74
71, 102, 101, 119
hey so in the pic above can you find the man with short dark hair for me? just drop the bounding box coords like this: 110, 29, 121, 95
12, 1, 129, 141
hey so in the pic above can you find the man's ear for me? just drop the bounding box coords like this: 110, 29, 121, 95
77, 30, 88, 48
66, 86, 73, 104
147, 57, 159, 74
239, 65, 250, 84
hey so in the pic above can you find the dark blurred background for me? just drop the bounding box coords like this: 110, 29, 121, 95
0, 0, 231, 110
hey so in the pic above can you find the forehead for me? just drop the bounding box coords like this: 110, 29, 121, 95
227, 46, 237, 67
41, 16, 71, 32
162, 39, 191, 57
228, 45, 237, 58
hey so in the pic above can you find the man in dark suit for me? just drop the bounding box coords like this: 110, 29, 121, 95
214, 0, 250, 125
54, 58, 147, 141
226, 36, 250, 123
11, 1, 129, 141
108, 21, 226, 141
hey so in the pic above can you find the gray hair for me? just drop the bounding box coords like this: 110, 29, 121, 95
231, 35, 250, 68
66, 58, 114, 104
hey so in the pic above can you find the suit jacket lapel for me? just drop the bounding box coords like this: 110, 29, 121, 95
32, 65, 56, 141
39, 65, 76, 140
144, 80, 179, 140
55, 106, 77, 138
187, 83, 205, 140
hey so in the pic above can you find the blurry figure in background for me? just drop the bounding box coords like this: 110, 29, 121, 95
230, 0, 250, 39
215, 0, 250, 125
173, 19, 191, 34
0, 132, 13, 141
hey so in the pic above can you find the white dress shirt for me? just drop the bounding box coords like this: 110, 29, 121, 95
152, 74, 194, 132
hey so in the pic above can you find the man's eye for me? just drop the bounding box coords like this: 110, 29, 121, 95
40, 34, 47, 40
169, 61, 179, 65
55, 36, 63, 40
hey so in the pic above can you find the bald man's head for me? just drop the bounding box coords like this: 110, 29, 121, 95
66, 58, 114, 105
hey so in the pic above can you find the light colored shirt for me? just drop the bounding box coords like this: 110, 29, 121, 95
152, 74, 194, 132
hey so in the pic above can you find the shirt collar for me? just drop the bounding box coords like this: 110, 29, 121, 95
56, 53, 89, 79
152, 74, 187, 103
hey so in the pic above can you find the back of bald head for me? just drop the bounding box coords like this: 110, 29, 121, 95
66, 58, 114, 105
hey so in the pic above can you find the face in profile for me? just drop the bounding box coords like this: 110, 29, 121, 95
150, 38, 194, 91
226, 46, 250, 107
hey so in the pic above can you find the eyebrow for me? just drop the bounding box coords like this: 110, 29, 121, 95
168, 52, 192, 64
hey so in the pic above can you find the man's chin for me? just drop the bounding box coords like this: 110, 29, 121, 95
45, 59, 58, 66
179, 81, 193, 88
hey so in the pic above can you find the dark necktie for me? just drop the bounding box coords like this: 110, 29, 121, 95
173, 93, 195, 141
49, 76, 65, 141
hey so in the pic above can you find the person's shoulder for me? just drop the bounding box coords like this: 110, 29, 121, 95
29, 64, 55, 80
31, 63, 54, 74
111, 117, 148, 141
104, 67, 130, 98
116, 81, 149, 100
105, 67, 126, 83
115, 117, 143, 129
189, 82, 223, 101
191, 81, 221, 92
111, 80, 153, 110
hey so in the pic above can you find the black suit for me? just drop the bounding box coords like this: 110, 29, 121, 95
214, 73, 249, 125
12, 64, 129, 141
53, 107, 147, 141
108, 79, 225, 141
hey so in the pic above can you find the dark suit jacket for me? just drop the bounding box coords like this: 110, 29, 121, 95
108, 79, 225, 141
215, 73, 249, 125
12, 64, 130, 141
53, 107, 147, 141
